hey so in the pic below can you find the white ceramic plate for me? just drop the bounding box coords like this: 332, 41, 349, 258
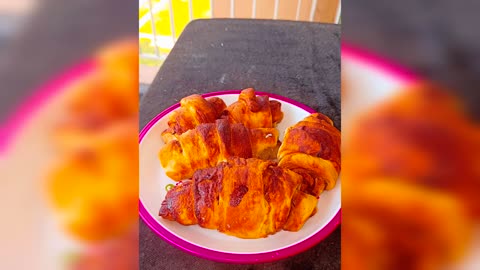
139, 91, 341, 263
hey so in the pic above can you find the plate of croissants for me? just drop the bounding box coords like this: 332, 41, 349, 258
139, 88, 341, 263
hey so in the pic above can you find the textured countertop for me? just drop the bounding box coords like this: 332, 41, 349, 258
139, 19, 341, 270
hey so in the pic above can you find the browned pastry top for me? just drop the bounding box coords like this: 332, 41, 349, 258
161, 94, 227, 143
224, 88, 284, 129
160, 158, 303, 238
159, 118, 279, 181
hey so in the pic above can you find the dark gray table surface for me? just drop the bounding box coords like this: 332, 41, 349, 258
139, 19, 341, 269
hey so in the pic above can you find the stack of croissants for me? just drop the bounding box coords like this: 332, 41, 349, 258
158, 88, 341, 239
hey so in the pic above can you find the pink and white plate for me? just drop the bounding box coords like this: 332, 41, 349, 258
139, 91, 342, 264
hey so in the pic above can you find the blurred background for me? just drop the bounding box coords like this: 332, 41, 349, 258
343, 0, 480, 118
1, 1, 138, 269
342, 1, 479, 269
0, 0, 137, 123
0, 1, 33, 48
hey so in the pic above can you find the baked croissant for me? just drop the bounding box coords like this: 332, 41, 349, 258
278, 113, 341, 196
159, 119, 280, 181
223, 88, 284, 128
161, 94, 227, 143
159, 158, 303, 238
277, 113, 341, 231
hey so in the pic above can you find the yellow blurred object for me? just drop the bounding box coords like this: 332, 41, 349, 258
46, 39, 139, 242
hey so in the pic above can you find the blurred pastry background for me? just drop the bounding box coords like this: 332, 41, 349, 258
343, 0, 479, 269
1, 1, 138, 269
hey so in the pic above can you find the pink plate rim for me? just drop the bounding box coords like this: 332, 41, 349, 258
342, 42, 420, 84
0, 59, 97, 154
139, 90, 341, 264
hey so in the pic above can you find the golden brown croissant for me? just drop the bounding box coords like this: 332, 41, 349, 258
277, 113, 341, 231
159, 119, 280, 181
159, 158, 303, 238
278, 113, 341, 196
281, 190, 319, 231
161, 94, 226, 143
223, 88, 284, 128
